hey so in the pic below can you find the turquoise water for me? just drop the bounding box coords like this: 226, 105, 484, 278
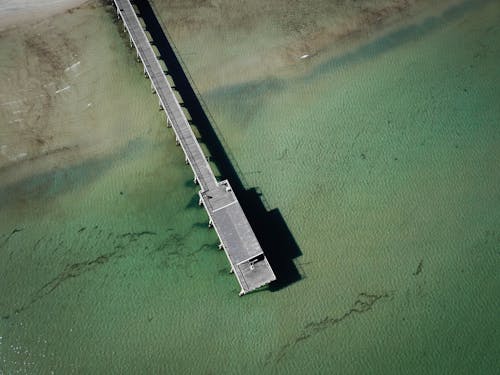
201, 2, 500, 373
1, 1, 500, 374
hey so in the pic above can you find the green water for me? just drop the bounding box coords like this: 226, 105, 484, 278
1, 1, 500, 374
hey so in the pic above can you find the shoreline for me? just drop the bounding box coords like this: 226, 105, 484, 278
0, 0, 89, 31
0, 1, 154, 191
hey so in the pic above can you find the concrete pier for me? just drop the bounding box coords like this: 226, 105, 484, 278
113, 0, 276, 295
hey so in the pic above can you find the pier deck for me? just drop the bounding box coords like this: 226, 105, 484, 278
114, 0, 275, 295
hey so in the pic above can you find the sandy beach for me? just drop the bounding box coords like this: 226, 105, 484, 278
0, 0, 88, 31
0, 1, 151, 190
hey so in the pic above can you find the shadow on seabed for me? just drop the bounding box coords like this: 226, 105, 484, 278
120, 0, 303, 292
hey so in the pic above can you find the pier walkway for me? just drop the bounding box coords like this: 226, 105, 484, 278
113, 0, 276, 295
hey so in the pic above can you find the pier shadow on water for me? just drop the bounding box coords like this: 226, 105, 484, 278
129, 0, 303, 291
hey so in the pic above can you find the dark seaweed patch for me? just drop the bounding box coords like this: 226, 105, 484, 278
266, 291, 394, 365
119, 231, 157, 241
0, 227, 24, 250
1, 226, 160, 317
413, 259, 424, 276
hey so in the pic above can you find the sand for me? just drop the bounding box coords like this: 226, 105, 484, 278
0, 1, 151, 190
150, 0, 464, 92
0, 0, 88, 31
1, 1, 499, 373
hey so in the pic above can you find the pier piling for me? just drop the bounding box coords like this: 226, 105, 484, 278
113, 0, 276, 295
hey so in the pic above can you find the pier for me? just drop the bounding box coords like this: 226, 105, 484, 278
113, 0, 276, 295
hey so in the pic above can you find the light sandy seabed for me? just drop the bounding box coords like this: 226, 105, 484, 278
0, 0, 465, 187
0, 0, 499, 374
151, 0, 464, 91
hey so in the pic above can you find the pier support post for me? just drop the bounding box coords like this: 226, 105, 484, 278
112, 0, 277, 297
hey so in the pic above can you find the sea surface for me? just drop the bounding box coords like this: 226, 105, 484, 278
1, 0, 499, 374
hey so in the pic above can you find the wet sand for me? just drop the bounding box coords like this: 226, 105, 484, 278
0, 0, 88, 31
0, 1, 156, 190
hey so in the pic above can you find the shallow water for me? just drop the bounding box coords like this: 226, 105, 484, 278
1, 0, 499, 374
